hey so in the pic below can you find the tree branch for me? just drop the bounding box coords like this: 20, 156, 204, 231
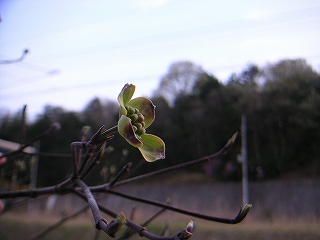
0, 133, 238, 200
102, 132, 238, 189
0, 122, 61, 159
74, 179, 106, 230
0, 49, 29, 64
73, 189, 193, 240
79, 143, 107, 180
118, 206, 167, 239
103, 189, 251, 224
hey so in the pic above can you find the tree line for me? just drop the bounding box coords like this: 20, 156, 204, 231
1, 58, 319, 187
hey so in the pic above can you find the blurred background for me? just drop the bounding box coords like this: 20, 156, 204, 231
1, 1, 320, 239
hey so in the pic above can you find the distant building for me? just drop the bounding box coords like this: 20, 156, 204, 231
0, 139, 35, 155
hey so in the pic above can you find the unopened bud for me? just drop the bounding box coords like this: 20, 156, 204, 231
136, 128, 146, 136
137, 113, 144, 122
126, 106, 135, 115
129, 114, 139, 122
134, 123, 142, 129
51, 122, 61, 131
107, 212, 126, 237
134, 123, 146, 135
186, 220, 194, 232
178, 221, 194, 239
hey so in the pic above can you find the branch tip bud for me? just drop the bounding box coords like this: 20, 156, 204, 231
51, 122, 61, 131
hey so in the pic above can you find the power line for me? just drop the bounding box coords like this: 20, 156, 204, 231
1, 70, 59, 90
1, 5, 319, 97
3, 11, 317, 90
0, 75, 160, 101
2, 7, 318, 65
24, 6, 320, 63
2, 53, 320, 101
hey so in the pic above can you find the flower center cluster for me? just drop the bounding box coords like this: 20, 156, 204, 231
126, 106, 146, 136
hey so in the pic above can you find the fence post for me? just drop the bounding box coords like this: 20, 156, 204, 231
237, 114, 249, 205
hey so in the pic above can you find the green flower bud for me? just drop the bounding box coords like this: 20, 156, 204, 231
134, 123, 146, 135
134, 123, 142, 130
136, 127, 146, 135
126, 106, 135, 115
129, 113, 138, 122
137, 113, 145, 122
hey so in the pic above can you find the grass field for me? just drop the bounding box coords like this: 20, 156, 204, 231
1, 177, 320, 239
1, 213, 320, 240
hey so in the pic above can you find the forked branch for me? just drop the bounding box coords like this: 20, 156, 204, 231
0, 129, 250, 239
73, 189, 194, 240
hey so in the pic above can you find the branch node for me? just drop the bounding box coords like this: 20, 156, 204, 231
139, 227, 147, 237
96, 218, 108, 230
82, 141, 87, 150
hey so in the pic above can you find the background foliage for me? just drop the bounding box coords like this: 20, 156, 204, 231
1, 58, 319, 187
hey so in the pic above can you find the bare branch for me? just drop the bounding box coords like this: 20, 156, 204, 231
79, 144, 107, 179
70, 126, 113, 176
0, 186, 59, 198
0, 49, 29, 64
0, 133, 238, 201
28, 152, 71, 158
118, 206, 167, 239
111, 132, 238, 188
73, 190, 193, 240
0, 122, 61, 159
107, 162, 132, 188
0, 129, 249, 240
103, 189, 251, 224
74, 179, 106, 230
76, 148, 95, 176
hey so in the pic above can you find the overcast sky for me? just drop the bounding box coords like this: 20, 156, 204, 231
1, 0, 320, 121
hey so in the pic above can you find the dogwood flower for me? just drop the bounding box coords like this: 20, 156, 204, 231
117, 84, 165, 162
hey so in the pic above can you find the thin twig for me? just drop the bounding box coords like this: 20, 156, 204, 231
112, 132, 238, 188
80, 144, 106, 180
73, 189, 192, 240
19, 105, 27, 144
70, 142, 86, 176
118, 207, 167, 240
70, 126, 113, 176
2, 195, 48, 213
107, 162, 132, 188
76, 148, 95, 176
27, 152, 71, 158
104, 189, 251, 224
0, 49, 29, 64
0, 123, 61, 159
30, 205, 89, 240
77, 126, 91, 173
0, 186, 60, 198
0, 134, 237, 199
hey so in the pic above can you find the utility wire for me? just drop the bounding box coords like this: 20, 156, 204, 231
2, 53, 320, 101
19, 6, 320, 63
0, 75, 159, 101
1, 6, 319, 98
